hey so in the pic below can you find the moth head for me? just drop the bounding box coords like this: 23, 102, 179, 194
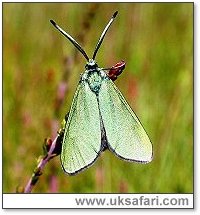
85, 59, 98, 71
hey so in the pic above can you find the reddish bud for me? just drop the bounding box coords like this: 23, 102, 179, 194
108, 60, 126, 81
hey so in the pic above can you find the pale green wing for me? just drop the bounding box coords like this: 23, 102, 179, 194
98, 78, 153, 163
61, 81, 101, 175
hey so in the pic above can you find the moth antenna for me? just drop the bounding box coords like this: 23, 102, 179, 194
92, 11, 118, 60
50, 20, 89, 61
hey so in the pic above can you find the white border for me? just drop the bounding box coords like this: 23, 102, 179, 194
1, 0, 198, 213
3, 194, 194, 209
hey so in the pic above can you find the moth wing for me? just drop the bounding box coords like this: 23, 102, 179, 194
61, 81, 101, 175
99, 78, 153, 163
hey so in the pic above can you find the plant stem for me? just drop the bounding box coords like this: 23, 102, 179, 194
24, 136, 59, 193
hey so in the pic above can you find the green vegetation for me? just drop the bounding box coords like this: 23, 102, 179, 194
3, 3, 193, 193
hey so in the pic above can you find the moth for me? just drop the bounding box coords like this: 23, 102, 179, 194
50, 11, 153, 175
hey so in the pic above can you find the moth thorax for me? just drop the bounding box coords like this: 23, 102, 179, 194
87, 71, 103, 94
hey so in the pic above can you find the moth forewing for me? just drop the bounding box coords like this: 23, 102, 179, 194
98, 78, 153, 163
61, 82, 102, 175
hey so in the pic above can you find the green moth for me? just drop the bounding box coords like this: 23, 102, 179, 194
50, 11, 153, 175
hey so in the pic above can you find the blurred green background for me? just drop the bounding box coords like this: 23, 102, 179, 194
3, 3, 193, 193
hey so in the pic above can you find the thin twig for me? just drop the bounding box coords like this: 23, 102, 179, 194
24, 136, 59, 193
23, 118, 65, 193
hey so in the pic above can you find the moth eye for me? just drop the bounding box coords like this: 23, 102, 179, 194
85, 64, 89, 70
